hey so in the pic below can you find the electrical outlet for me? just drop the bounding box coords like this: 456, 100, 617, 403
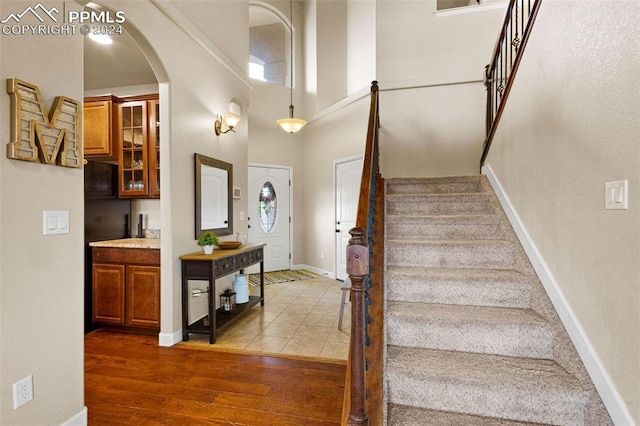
13, 375, 33, 409
320, 251, 325, 259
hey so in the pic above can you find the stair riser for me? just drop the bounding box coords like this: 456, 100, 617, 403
387, 221, 506, 240
386, 374, 588, 425
387, 315, 555, 359
386, 278, 531, 308
387, 199, 493, 216
387, 242, 516, 270
386, 182, 481, 195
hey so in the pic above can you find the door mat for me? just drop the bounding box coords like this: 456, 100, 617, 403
248, 270, 318, 287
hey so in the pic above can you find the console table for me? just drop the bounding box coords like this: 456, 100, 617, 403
180, 243, 265, 343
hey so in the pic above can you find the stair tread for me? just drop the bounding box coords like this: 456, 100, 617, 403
386, 213, 503, 221
386, 267, 532, 308
387, 302, 555, 358
388, 404, 548, 426
387, 346, 586, 394
388, 238, 513, 245
387, 176, 482, 184
387, 266, 528, 281
388, 301, 549, 327
387, 192, 492, 201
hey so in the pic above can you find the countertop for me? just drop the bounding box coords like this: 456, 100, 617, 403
89, 238, 160, 249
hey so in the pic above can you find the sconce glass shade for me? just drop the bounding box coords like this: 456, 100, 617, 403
215, 112, 241, 136
224, 112, 241, 129
276, 105, 307, 134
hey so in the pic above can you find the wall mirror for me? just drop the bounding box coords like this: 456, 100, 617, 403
195, 153, 233, 238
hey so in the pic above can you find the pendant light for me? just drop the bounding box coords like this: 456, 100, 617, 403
276, 0, 306, 134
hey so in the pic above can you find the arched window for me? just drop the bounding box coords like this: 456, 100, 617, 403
249, 4, 291, 87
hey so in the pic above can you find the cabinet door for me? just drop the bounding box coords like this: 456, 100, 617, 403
118, 101, 148, 197
84, 100, 114, 157
147, 99, 160, 198
93, 264, 126, 325
126, 265, 160, 328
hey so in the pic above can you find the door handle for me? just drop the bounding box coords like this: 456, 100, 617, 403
336, 229, 340, 233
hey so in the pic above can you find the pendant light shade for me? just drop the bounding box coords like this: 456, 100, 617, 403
277, 0, 306, 134
276, 105, 307, 134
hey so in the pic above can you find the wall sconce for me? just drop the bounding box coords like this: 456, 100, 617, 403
215, 112, 241, 136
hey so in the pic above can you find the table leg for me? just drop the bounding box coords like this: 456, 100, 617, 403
260, 260, 265, 306
181, 261, 189, 341
209, 276, 216, 344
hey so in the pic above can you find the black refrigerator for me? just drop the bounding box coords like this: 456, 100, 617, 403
84, 161, 131, 333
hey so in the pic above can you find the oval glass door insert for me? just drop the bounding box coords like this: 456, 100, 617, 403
259, 181, 277, 234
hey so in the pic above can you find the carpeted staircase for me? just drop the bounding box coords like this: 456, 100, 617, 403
384, 175, 612, 425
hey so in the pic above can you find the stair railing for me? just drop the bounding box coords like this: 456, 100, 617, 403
480, 0, 543, 167
343, 81, 384, 426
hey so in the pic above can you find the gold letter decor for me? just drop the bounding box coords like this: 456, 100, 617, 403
6, 78, 82, 168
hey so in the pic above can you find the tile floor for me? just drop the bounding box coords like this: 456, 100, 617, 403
181, 275, 351, 360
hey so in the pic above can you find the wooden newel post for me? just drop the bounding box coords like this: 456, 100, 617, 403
347, 227, 369, 425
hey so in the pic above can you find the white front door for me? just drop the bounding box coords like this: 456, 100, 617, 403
248, 166, 291, 272
335, 157, 364, 281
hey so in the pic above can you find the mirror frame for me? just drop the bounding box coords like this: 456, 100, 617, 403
194, 153, 233, 238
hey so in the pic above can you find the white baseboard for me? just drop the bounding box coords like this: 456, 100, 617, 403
159, 329, 183, 347
482, 164, 634, 426
294, 264, 335, 280
61, 406, 87, 426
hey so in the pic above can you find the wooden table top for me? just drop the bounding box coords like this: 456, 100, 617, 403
179, 242, 265, 261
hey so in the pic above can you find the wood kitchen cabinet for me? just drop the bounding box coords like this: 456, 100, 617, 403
117, 95, 160, 199
83, 95, 120, 161
92, 247, 160, 333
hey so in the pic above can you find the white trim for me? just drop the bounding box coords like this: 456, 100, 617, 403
159, 329, 183, 347
149, 0, 251, 89
61, 406, 87, 426
307, 86, 370, 123
435, 0, 507, 17
482, 164, 635, 426
294, 264, 335, 280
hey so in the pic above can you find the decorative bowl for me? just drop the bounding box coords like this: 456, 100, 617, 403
216, 241, 243, 250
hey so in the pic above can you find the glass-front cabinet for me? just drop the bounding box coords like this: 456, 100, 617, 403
148, 100, 160, 198
117, 96, 159, 198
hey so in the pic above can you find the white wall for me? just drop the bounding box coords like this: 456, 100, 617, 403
316, 0, 347, 111
376, 0, 504, 178
484, 0, 639, 422
0, 1, 85, 423
347, 0, 376, 95
300, 98, 370, 274
248, 80, 306, 266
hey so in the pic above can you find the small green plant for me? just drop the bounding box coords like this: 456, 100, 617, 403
197, 231, 219, 247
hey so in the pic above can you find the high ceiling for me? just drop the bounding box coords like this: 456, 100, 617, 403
84, 6, 281, 92
83, 29, 157, 91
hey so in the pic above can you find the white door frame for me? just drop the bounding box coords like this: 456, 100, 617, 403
248, 163, 293, 271
334, 155, 364, 281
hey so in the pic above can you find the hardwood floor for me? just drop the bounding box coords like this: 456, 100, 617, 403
85, 330, 346, 425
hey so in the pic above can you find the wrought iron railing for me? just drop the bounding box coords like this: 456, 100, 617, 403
343, 81, 384, 426
481, 0, 543, 167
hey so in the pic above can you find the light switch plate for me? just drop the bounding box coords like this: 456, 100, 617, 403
605, 180, 628, 210
43, 211, 69, 235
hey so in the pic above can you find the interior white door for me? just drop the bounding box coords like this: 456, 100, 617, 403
335, 157, 364, 281
248, 166, 291, 272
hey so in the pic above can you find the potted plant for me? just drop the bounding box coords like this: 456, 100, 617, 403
197, 231, 218, 255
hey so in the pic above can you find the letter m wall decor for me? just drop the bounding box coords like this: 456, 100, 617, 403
6, 78, 82, 168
